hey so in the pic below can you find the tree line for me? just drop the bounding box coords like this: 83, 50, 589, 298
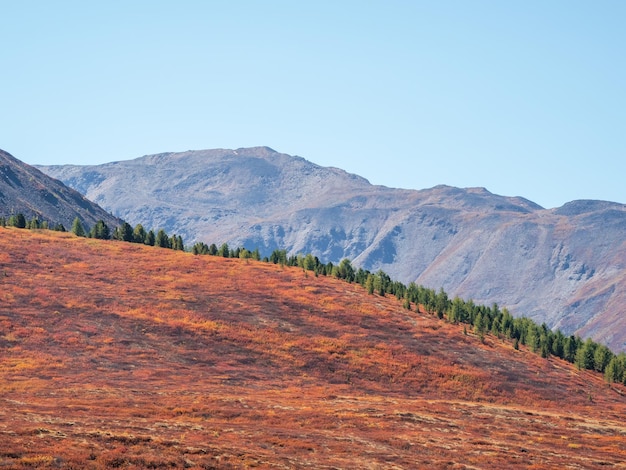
4, 212, 626, 385
0, 214, 185, 251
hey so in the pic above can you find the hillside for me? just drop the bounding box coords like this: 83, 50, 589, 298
1, 228, 626, 468
37, 147, 626, 352
0, 149, 120, 230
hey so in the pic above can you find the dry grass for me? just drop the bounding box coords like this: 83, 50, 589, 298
1, 227, 626, 468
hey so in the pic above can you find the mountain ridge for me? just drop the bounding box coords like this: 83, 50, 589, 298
36, 147, 626, 352
0, 148, 121, 229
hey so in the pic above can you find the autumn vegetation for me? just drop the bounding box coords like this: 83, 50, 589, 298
1, 227, 626, 468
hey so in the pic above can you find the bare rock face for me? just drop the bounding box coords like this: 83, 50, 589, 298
0, 149, 121, 230
37, 147, 626, 352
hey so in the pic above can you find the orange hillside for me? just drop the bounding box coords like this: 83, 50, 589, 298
1, 227, 625, 468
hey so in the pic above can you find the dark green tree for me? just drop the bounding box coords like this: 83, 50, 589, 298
115, 222, 134, 242
575, 338, 596, 370
90, 220, 110, 239
435, 288, 448, 319
192, 242, 209, 255
28, 216, 40, 229
172, 235, 184, 251
155, 229, 170, 248
9, 213, 26, 228
605, 353, 626, 384
474, 312, 486, 338
71, 217, 86, 237
593, 344, 613, 373
145, 230, 156, 246
333, 259, 355, 282
564, 335, 579, 363
303, 253, 317, 271
133, 224, 147, 244
218, 243, 230, 257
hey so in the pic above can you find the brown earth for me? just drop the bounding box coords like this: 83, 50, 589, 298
0, 227, 625, 469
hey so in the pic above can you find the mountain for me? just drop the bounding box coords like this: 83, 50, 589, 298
0, 148, 120, 230
2, 228, 626, 468
37, 147, 626, 352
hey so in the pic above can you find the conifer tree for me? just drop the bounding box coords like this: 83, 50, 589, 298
365, 274, 375, 295
218, 242, 230, 257
144, 230, 155, 246
133, 224, 147, 244
28, 216, 40, 229
575, 339, 596, 370
71, 217, 86, 237
9, 213, 26, 228
192, 242, 209, 255
155, 229, 170, 248
90, 220, 110, 239
593, 344, 613, 373
115, 222, 134, 242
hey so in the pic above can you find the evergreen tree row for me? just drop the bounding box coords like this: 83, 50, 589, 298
70, 218, 184, 250
352, 264, 626, 385
0, 213, 66, 231
0, 213, 185, 251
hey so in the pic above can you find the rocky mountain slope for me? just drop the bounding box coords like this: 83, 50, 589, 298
0, 149, 120, 230
37, 147, 626, 351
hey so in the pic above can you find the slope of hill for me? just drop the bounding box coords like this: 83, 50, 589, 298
1, 228, 626, 468
0, 149, 120, 230
37, 147, 626, 352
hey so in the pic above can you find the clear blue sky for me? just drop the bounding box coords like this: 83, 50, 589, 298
2, 1, 625, 209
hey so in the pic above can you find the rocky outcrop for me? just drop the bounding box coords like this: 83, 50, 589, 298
0, 149, 121, 230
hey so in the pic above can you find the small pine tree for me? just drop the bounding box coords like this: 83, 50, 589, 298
604, 356, 623, 383
133, 224, 147, 244
71, 217, 86, 237
155, 229, 170, 248
9, 213, 26, 228
171, 235, 184, 251
218, 243, 230, 258
145, 230, 156, 246
192, 242, 209, 255
90, 220, 110, 239
115, 222, 134, 242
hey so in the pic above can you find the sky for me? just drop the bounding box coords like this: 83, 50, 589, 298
2, 1, 625, 209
